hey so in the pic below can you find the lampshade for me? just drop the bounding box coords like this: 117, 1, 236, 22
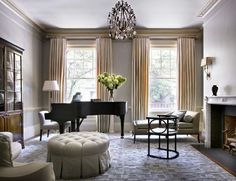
201, 57, 213, 67
42, 80, 59, 91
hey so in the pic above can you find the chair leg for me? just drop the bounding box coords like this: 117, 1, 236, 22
47, 130, 50, 137
40, 129, 43, 141
134, 134, 136, 144
68, 127, 71, 133
197, 133, 200, 143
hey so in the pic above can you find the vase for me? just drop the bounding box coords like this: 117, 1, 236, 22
109, 90, 114, 102
212, 85, 218, 96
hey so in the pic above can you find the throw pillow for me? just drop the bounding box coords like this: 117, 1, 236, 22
171, 110, 186, 122
0, 134, 13, 167
183, 115, 193, 123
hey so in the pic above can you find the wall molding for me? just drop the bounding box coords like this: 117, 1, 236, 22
45, 28, 202, 39
1, 0, 45, 33
197, 0, 221, 18
23, 107, 43, 112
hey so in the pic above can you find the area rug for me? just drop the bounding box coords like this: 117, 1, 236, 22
15, 133, 236, 181
192, 144, 236, 177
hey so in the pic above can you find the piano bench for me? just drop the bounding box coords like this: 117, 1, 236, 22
47, 132, 110, 180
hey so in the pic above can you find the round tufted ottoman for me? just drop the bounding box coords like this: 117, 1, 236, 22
47, 132, 110, 179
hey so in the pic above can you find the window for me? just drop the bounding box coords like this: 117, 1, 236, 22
65, 45, 96, 103
149, 44, 177, 113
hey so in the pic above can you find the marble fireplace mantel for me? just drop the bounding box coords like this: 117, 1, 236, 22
204, 95, 236, 148
206, 95, 236, 105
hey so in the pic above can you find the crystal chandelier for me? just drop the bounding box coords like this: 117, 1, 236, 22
107, 0, 136, 40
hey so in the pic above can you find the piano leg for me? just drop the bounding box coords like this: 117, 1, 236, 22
59, 122, 65, 134
71, 120, 76, 132
120, 115, 125, 139
76, 118, 85, 132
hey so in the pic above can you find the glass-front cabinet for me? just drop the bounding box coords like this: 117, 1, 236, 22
0, 38, 23, 147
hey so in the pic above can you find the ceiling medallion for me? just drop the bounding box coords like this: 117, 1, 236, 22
107, 0, 137, 40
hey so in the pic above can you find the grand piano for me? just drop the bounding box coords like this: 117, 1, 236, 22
45, 101, 128, 138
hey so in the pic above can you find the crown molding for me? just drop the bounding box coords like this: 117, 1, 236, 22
197, 0, 221, 17
45, 28, 109, 39
136, 28, 202, 39
0, 0, 45, 33
45, 28, 202, 39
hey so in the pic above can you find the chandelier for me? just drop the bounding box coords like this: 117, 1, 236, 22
107, 0, 136, 39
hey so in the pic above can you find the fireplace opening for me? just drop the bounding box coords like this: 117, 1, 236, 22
223, 115, 236, 153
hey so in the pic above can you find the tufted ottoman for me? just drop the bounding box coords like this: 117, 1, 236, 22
47, 132, 110, 179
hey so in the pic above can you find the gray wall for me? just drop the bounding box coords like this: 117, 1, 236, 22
203, 0, 236, 97
0, 3, 44, 140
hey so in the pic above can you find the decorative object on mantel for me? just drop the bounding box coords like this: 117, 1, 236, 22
98, 72, 126, 101
107, 0, 136, 39
201, 57, 213, 79
212, 85, 218, 96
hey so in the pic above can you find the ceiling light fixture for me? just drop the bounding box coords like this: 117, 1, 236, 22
107, 0, 137, 40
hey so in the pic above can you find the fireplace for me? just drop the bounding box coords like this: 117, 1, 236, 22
204, 96, 236, 148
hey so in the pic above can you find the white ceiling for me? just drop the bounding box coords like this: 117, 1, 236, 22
8, 0, 210, 29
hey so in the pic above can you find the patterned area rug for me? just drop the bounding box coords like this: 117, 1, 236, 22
15, 133, 236, 181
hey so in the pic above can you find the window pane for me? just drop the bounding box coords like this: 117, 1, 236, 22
66, 47, 96, 102
149, 47, 177, 112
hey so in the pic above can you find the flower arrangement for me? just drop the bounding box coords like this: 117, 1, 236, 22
98, 72, 126, 100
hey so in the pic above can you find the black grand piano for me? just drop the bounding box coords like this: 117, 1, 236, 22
45, 101, 128, 138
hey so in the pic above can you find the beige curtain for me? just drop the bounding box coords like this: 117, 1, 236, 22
131, 37, 150, 121
49, 38, 67, 103
177, 37, 196, 111
96, 38, 113, 132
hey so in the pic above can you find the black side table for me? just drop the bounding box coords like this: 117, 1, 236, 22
147, 115, 179, 159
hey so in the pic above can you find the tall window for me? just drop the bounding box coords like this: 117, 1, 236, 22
149, 44, 177, 112
65, 45, 96, 102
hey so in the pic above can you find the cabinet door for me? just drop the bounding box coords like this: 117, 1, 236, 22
0, 115, 5, 131
0, 46, 4, 112
14, 53, 22, 110
5, 113, 22, 141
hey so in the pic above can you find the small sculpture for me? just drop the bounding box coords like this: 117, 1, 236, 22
72, 92, 82, 102
212, 85, 218, 96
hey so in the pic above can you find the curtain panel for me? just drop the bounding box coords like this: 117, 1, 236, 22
131, 37, 150, 121
49, 38, 67, 103
96, 38, 113, 132
177, 37, 196, 111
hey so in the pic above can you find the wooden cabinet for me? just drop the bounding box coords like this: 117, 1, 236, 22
0, 38, 24, 147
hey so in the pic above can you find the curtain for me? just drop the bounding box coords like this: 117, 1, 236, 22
177, 37, 196, 111
49, 38, 67, 103
96, 38, 113, 132
131, 37, 150, 121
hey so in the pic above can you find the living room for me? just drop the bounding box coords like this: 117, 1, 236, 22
0, 0, 236, 180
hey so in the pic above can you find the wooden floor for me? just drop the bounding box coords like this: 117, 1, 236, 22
192, 144, 236, 177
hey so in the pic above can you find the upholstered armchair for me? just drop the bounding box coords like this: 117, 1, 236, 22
0, 132, 22, 160
0, 133, 55, 181
38, 111, 71, 141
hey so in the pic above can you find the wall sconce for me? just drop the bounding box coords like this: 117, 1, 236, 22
201, 57, 213, 79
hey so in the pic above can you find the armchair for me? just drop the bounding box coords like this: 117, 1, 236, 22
0, 132, 22, 160
0, 133, 55, 181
